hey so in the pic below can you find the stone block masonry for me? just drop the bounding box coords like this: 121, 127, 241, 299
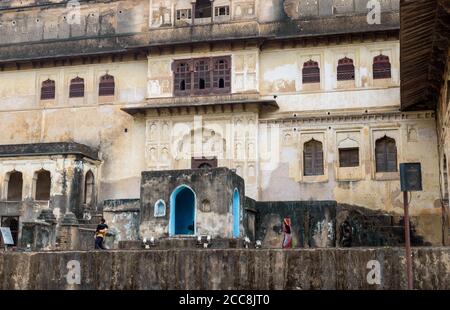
0, 248, 449, 290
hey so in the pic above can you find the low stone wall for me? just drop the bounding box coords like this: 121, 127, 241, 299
0, 248, 449, 290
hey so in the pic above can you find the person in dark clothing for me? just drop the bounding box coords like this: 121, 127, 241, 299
95, 218, 109, 250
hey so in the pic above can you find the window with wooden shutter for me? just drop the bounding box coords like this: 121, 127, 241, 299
337, 57, 355, 81
339, 148, 360, 167
41, 79, 56, 100
373, 55, 391, 79
302, 60, 320, 84
173, 56, 231, 96
176, 9, 192, 20
174, 60, 192, 96
213, 56, 231, 93
375, 136, 398, 172
194, 58, 211, 94
99, 74, 115, 96
69, 76, 85, 98
215, 6, 230, 16
304, 139, 324, 176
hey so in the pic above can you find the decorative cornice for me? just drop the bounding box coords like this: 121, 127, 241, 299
260, 111, 436, 127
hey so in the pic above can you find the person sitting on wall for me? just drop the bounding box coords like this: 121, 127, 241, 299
95, 218, 109, 250
282, 218, 293, 249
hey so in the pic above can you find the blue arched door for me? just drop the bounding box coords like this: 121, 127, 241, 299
169, 185, 196, 236
232, 189, 240, 238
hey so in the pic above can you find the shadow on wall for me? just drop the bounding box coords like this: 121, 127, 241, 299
255, 202, 430, 248
255, 201, 337, 248
337, 204, 430, 247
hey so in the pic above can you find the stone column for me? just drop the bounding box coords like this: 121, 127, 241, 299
57, 212, 80, 250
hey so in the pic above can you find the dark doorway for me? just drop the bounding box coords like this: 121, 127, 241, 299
192, 157, 218, 169
7, 171, 23, 201
35, 170, 51, 201
1, 217, 19, 246
195, 0, 212, 19
170, 186, 196, 236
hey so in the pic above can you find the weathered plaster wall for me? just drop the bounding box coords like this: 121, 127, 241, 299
436, 60, 450, 245
258, 112, 441, 225
0, 247, 448, 290
103, 199, 141, 247
256, 201, 336, 248
0, 61, 148, 201
259, 41, 400, 113
140, 168, 245, 239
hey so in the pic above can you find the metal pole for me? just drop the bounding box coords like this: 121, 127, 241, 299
403, 191, 413, 290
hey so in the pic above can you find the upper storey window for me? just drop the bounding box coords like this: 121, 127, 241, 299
373, 55, 392, 79
40, 79, 56, 100
173, 56, 231, 96
195, 0, 212, 19
69, 77, 85, 98
375, 136, 398, 173
176, 9, 192, 20
213, 57, 231, 92
215, 6, 230, 17
99, 74, 115, 97
302, 60, 320, 84
174, 61, 193, 96
337, 57, 355, 81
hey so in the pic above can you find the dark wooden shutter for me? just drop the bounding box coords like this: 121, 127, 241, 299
69, 77, 85, 98
173, 60, 193, 96
376, 136, 397, 172
373, 55, 391, 79
213, 56, 231, 93
193, 58, 211, 95
386, 139, 398, 172
337, 57, 355, 81
304, 140, 324, 176
302, 60, 320, 84
41, 79, 56, 100
99, 74, 115, 96
339, 148, 360, 167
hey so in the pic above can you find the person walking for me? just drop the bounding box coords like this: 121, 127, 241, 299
282, 218, 293, 249
95, 218, 109, 250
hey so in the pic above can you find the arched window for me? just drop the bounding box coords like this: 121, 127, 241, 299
192, 157, 218, 169
174, 61, 192, 95
34, 169, 51, 201
69, 76, 85, 98
41, 79, 56, 100
195, 0, 212, 19
373, 55, 391, 79
194, 59, 210, 93
7, 171, 23, 201
302, 60, 320, 84
154, 199, 166, 218
98, 74, 115, 96
375, 136, 398, 172
337, 57, 355, 81
304, 139, 324, 176
213, 57, 231, 92
84, 171, 95, 205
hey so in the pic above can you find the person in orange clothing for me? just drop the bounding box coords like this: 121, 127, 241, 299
282, 218, 293, 249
